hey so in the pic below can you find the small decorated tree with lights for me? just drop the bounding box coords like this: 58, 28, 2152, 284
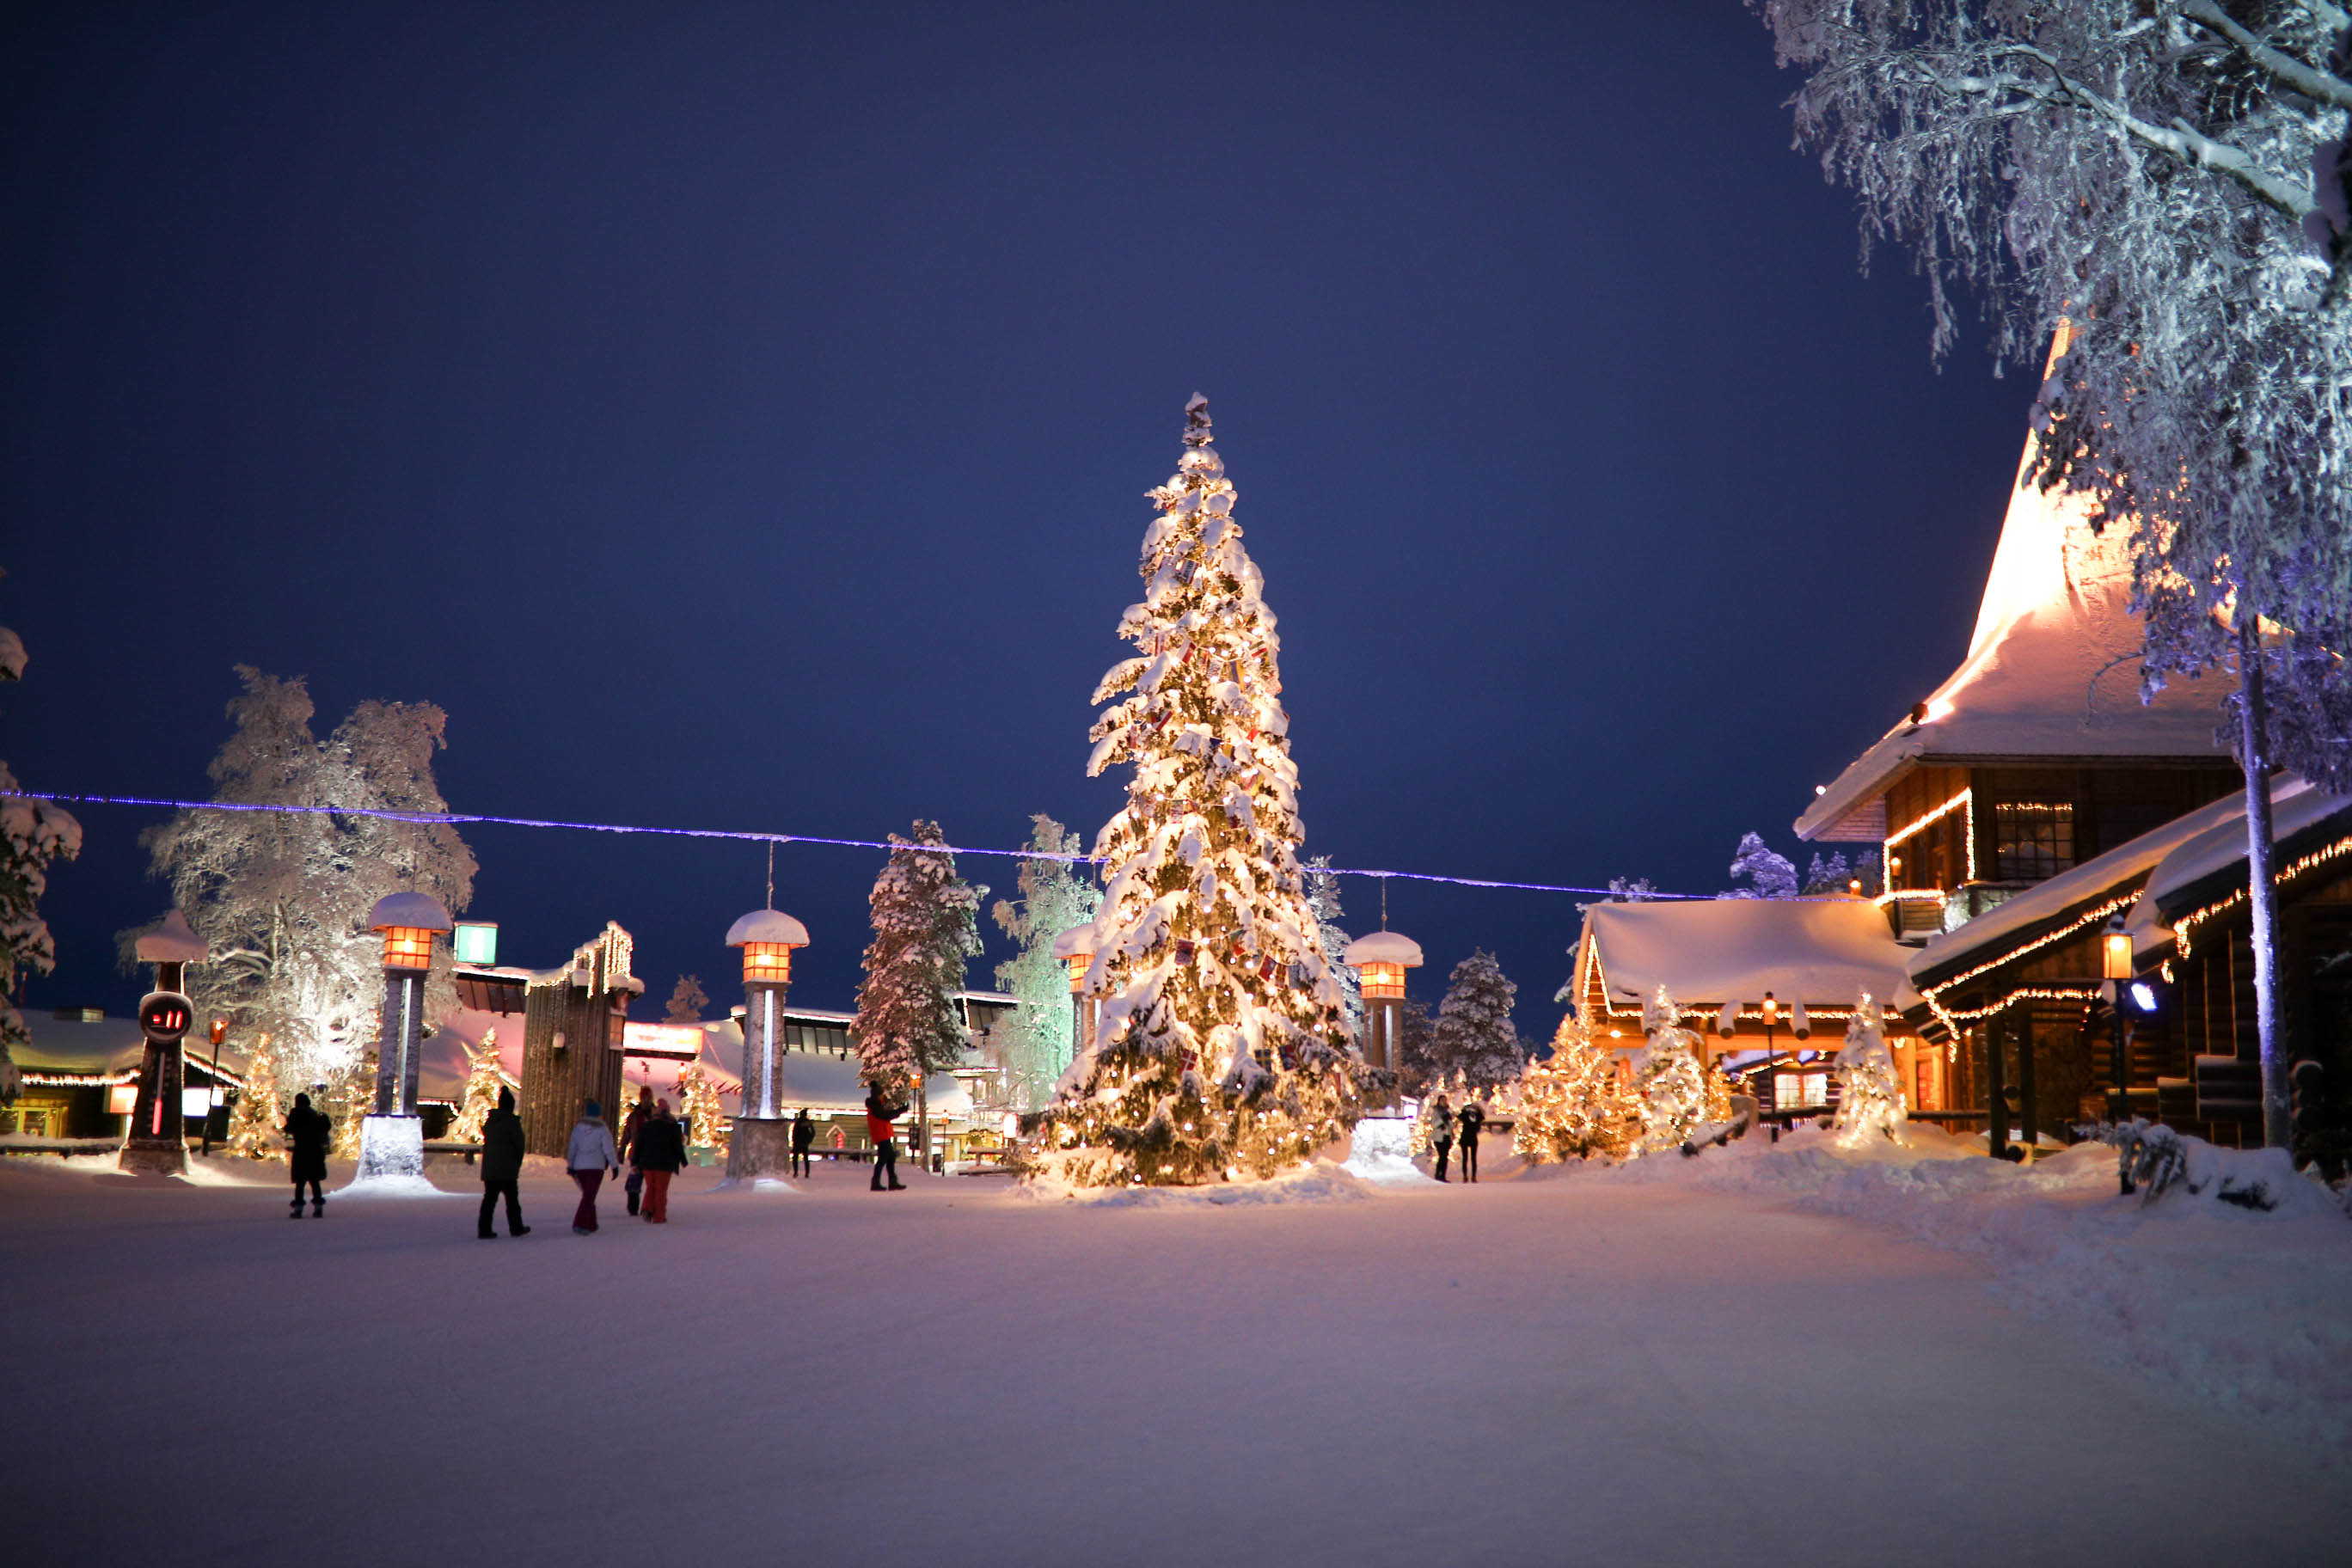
444, 1028, 505, 1144
675, 1061, 726, 1155
1021, 395, 1365, 1186
227, 1034, 285, 1159
1632, 987, 1708, 1155
1515, 1012, 1635, 1163
1833, 992, 1906, 1147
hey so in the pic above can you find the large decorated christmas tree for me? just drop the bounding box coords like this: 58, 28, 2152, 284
1022, 395, 1365, 1185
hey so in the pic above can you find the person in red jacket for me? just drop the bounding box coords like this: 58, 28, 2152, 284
864, 1087, 908, 1191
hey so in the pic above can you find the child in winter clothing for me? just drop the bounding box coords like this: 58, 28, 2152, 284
1424, 1094, 1455, 1182
1456, 1099, 1486, 1183
285, 1093, 331, 1216
865, 1088, 908, 1191
566, 1099, 622, 1234
477, 1086, 530, 1238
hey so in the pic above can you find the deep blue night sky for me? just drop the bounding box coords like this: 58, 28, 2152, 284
3, 3, 2033, 1032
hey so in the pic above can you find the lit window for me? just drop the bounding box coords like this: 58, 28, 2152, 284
1991, 802, 2074, 880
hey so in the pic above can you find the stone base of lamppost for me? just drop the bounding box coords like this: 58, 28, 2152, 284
726, 1117, 793, 1179
354, 1114, 426, 1181
118, 1134, 187, 1178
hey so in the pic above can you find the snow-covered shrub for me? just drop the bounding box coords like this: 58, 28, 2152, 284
1833, 993, 1906, 1147
1632, 987, 1708, 1155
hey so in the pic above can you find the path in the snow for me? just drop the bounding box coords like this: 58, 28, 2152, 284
4, 1157, 2338, 1567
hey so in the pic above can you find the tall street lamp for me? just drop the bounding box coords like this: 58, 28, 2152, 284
1343, 929, 1423, 1105
726, 906, 810, 1179
357, 891, 452, 1182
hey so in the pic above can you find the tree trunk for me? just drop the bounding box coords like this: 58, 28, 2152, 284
2237, 611, 2288, 1149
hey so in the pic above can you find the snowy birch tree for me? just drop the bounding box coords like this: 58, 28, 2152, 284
1430, 949, 1527, 1088
665, 974, 709, 1023
1722, 832, 1801, 899
989, 814, 1100, 1110
1024, 395, 1367, 1186
0, 574, 83, 1106
140, 667, 476, 1091
1752, 1, 2352, 1147
850, 820, 983, 1098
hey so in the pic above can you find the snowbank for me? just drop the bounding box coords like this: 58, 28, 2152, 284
1014, 1159, 1370, 1207
1596, 1126, 2352, 1444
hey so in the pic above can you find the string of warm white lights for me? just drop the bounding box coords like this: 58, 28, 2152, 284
3, 787, 1855, 902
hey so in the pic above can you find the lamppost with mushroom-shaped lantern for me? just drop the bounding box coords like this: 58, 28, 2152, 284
356, 891, 452, 1182
119, 910, 208, 1176
1343, 928, 1424, 1105
726, 906, 810, 1179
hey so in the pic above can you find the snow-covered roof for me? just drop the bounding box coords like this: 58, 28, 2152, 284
1577, 898, 1911, 1014
1796, 439, 2226, 842
367, 891, 453, 932
1341, 930, 1423, 966
1050, 926, 1093, 961
1906, 781, 2302, 989
725, 909, 810, 946
132, 910, 209, 965
2141, 781, 2352, 920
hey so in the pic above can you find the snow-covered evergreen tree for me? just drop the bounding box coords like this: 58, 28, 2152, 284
1721, 832, 1799, 899
1632, 987, 1708, 1155
1394, 995, 1439, 1094
0, 575, 83, 1106
1024, 395, 1365, 1186
141, 668, 475, 1092
1833, 993, 1907, 1148
1513, 1011, 1636, 1162
989, 814, 1101, 1109
445, 1028, 506, 1144
1754, 2, 2352, 1148
1430, 949, 1526, 1088
1303, 856, 1363, 1041
851, 821, 983, 1096
665, 975, 709, 1024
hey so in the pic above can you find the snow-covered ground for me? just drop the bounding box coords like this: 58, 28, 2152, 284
5, 1135, 2347, 1567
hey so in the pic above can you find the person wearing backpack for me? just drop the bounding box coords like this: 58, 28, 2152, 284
477, 1086, 530, 1239
565, 1099, 622, 1234
634, 1098, 686, 1222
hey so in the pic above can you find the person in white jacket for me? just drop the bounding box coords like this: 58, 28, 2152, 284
566, 1099, 622, 1234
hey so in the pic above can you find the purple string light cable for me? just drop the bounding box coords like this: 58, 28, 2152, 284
4, 787, 1717, 900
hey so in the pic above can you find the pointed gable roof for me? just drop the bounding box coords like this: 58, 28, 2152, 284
1796, 434, 2226, 842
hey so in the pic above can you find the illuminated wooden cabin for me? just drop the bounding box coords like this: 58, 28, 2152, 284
1794, 396, 2236, 943
1570, 897, 1920, 1115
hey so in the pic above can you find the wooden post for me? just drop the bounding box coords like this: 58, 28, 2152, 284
1986, 1012, 2010, 1160
2016, 1001, 2037, 1161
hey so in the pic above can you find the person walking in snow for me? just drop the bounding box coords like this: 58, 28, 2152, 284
1424, 1093, 1455, 1183
285, 1092, 331, 1217
566, 1099, 622, 1234
789, 1107, 816, 1178
634, 1097, 685, 1222
477, 1086, 530, 1239
865, 1087, 908, 1191
1455, 1097, 1486, 1184
619, 1086, 653, 1215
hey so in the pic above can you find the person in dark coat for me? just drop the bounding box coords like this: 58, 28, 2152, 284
285, 1092, 331, 1217
1456, 1098, 1486, 1184
477, 1086, 530, 1239
619, 1087, 653, 1215
864, 1087, 908, 1191
634, 1098, 686, 1222
1423, 1093, 1455, 1183
789, 1107, 816, 1178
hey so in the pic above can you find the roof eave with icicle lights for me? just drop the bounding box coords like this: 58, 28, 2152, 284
1795, 430, 2227, 845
